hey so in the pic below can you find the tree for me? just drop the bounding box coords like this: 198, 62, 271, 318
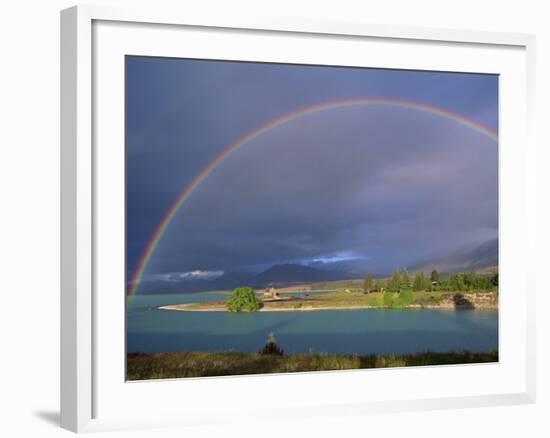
448, 274, 466, 291
225, 287, 262, 312
491, 272, 499, 287
430, 269, 440, 284
363, 273, 374, 293
374, 279, 385, 292
387, 270, 401, 292
413, 272, 426, 291
401, 269, 411, 291
464, 271, 477, 290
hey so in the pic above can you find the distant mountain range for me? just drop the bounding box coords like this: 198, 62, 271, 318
410, 239, 498, 274
134, 239, 498, 294
255, 263, 352, 284
136, 263, 353, 294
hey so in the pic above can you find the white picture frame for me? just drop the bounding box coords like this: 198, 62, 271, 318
60, 4, 536, 433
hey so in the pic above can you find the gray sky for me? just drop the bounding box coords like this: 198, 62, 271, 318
126, 57, 498, 285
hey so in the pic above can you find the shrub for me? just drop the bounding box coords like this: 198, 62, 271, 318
259, 331, 284, 356
397, 289, 415, 306
383, 292, 395, 307
225, 287, 262, 312
368, 293, 384, 307
381, 290, 415, 309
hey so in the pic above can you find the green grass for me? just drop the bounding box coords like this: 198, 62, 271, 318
127, 350, 498, 380
413, 291, 448, 305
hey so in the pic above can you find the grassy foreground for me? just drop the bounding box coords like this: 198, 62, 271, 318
127, 350, 498, 380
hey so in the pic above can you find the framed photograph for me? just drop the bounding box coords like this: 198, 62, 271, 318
61, 5, 536, 433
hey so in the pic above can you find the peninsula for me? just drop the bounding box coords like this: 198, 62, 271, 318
158, 270, 498, 313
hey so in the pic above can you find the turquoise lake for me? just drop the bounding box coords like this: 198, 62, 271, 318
127, 292, 498, 355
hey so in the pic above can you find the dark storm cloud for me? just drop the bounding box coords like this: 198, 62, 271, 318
148, 106, 497, 275
126, 57, 498, 280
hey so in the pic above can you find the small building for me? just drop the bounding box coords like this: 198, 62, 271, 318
263, 288, 279, 298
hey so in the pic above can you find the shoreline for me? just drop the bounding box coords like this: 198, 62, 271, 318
157, 303, 381, 312
157, 302, 498, 313
155, 290, 498, 313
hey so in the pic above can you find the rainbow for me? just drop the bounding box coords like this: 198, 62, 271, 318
127, 97, 498, 296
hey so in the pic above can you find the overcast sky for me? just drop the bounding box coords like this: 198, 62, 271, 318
126, 56, 498, 283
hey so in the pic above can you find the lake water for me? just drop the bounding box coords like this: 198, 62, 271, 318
127, 292, 498, 355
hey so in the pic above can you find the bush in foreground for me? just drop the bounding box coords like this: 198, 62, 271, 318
259, 331, 284, 356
